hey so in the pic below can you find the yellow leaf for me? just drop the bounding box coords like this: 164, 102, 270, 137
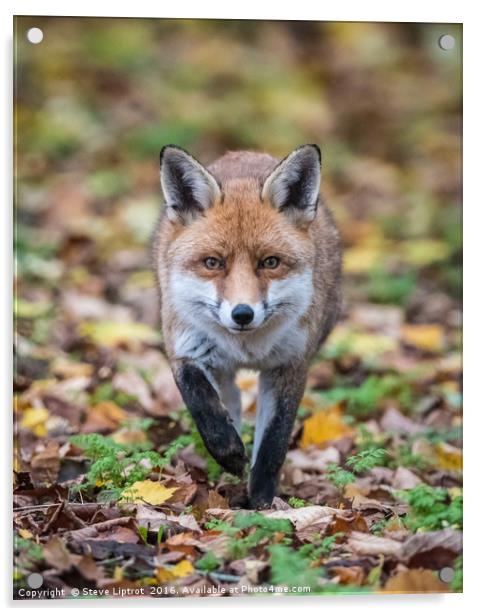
344, 246, 383, 274
79, 321, 161, 348
18, 529, 34, 539
156, 567, 175, 583
327, 326, 397, 358
113, 566, 124, 581
171, 560, 195, 577
401, 324, 444, 352
301, 404, 353, 449
15, 298, 52, 319
120, 481, 178, 505
20, 407, 49, 437
156, 559, 194, 583
435, 442, 462, 471
401, 239, 450, 266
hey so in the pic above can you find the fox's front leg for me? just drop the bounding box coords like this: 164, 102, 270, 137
173, 361, 248, 477
249, 363, 307, 509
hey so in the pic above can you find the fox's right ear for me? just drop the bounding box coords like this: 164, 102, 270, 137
160, 145, 221, 224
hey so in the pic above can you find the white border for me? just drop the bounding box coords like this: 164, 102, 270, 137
2, 1, 478, 614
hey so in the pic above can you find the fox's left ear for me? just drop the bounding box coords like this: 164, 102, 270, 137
261, 144, 321, 226
160, 145, 221, 224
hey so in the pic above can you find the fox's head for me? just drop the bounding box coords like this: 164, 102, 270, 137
158, 144, 321, 336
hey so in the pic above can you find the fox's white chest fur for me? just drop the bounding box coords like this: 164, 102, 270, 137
169, 268, 313, 371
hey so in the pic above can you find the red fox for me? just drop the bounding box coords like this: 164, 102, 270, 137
153, 144, 342, 508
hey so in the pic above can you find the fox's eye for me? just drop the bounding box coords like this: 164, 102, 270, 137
204, 256, 224, 270
260, 256, 280, 269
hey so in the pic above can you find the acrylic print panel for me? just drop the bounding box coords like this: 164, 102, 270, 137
13, 16, 462, 600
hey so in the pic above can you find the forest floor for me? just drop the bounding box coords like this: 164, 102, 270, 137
14, 207, 462, 598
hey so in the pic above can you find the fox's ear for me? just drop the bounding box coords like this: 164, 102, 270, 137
261, 144, 321, 225
160, 145, 221, 224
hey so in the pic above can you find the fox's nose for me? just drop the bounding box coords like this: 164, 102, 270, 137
231, 304, 254, 326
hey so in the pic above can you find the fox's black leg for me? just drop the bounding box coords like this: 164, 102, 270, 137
249, 363, 307, 509
174, 361, 248, 477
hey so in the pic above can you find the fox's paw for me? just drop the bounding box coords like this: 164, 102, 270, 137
205, 427, 248, 478
248, 477, 276, 510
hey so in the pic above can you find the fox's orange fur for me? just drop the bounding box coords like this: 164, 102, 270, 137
153, 145, 342, 508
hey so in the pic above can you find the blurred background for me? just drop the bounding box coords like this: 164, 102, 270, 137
14, 17, 461, 361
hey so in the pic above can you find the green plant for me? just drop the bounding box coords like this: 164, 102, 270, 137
230, 512, 293, 558
326, 464, 355, 488
299, 532, 344, 560
70, 433, 191, 499
205, 512, 293, 559
90, 382, 136, 406
269, 544, 324, 590
346, 447, 388, 472
364, 268, 416, 306
196, 551, 222, 572
14, 535, 44, 564
451, 556, 462, 592
323, 375, 412, 417
288, 496, 308, 508
398, 484, 462, 531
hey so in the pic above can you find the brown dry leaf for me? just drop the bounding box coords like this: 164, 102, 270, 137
113, 370, 154, 412
83, 400, 127, 433
51, 357, 93, 379
344, 484, 391, 512
43, 536, 77, 572
401, 529, 462, 568
136, 504, 201, 532
391, 467, 422, 490
331, 565, 365, 586
380, 407, 425, 436
207, 490, 229, 509
300, 404, 354, 449
30, 440, 60, 486
287, 446, 340, 472
330, 511, 369, 534
383, 568, 447, 593
347, 531, 403, 558
111, 427, 149, 445
264, 506, 338, 531
120, 481, 178, 505
401, 324, 445, 352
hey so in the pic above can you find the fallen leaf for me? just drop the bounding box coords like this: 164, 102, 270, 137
79, 321, 160, 348
380, 407, 425, 436
383, 568, 447, 593
43, 536, 76, 572
156, 559, 194, 582
392, 467, 422, 490
287, 446, 340, 472
435, 442, 462, 471
82, 400, 127, 433
20, 407, 49, 437
401, 529, 462, 568
136, 504, 201, 532
330, 565, 365, 586
301, 404, 354, 449
347, 531, 403, 558
120, 481, 178, 505
401, 324, 445, 352
113, 370, 154, 412
30, 440, 60, 486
